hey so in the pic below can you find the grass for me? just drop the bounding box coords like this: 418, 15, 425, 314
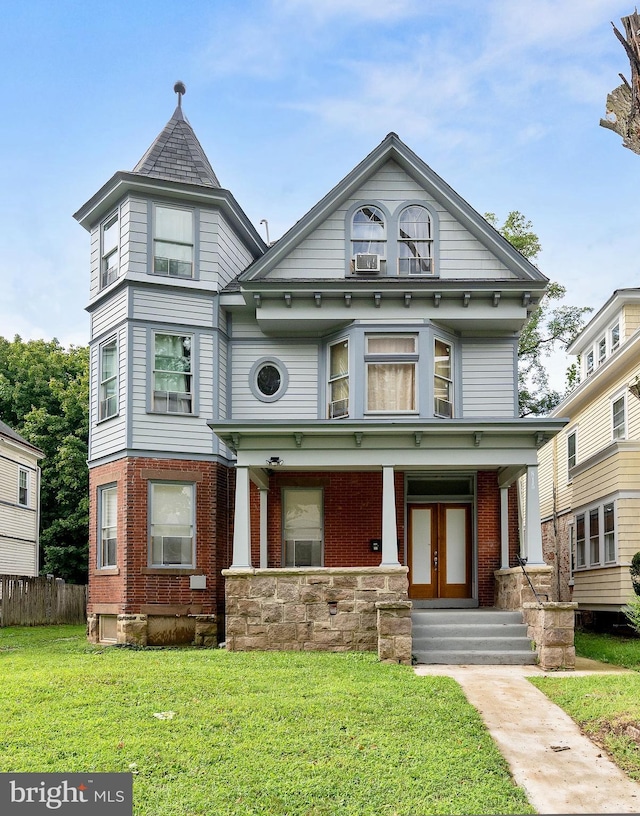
529, 630, 640, 782
0, 625, 533, 816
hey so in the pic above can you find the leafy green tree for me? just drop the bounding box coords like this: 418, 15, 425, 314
0, 336, 89, 582
485, 212, 591, 416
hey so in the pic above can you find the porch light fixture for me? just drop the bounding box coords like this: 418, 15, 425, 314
629, 376, 640, 401
328, 601, 338, 616
266, 456, 284, 466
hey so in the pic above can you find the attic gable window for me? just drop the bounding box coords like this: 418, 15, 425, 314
101, 214, 119, 289
398, 206, 433, 275
153, 205, 194, 278
351, 206, 385, 272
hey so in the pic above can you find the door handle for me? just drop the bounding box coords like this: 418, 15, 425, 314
433, 552, 438, 570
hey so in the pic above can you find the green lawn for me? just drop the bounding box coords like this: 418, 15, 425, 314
0, 626, 532, 816
529, 631, 640, 782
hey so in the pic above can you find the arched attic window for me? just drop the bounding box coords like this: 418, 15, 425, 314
398, 205, 433, 275
351, 206, 386, 273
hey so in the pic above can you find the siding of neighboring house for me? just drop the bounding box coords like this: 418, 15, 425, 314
0, 438, 41, 577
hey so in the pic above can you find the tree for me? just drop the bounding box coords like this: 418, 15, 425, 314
0, 336, 89, 583
485, 212, 592, 416
600, 10, 640, 156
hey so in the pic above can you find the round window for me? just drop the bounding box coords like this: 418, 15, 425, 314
256, 364, 281, 397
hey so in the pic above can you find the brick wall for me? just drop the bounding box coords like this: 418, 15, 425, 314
88, 457, 233, 621
477, 471, 501, 606
251, 471, 406, 568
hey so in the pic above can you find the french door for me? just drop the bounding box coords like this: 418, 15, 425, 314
408, 503, 472, 599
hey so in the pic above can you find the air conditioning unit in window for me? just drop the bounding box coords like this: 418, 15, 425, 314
354, 253, 381, 274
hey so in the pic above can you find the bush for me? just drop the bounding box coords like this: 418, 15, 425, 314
631, 552, 640, 596
623, 595, 640, 635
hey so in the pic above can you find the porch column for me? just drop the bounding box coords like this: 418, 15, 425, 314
231, 466, 252, 569
500, 487, 510, 569
525, 465, 544, 565
259, 488, 268, 569
381, 466, 400, 566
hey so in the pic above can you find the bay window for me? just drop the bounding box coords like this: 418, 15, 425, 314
366, 335, 417, 413
589, 508, 600, 566
153, 334, 193, 414
604, 503, 615, 563
101, 214, 119, 289
575, 513, 586, 568
150, 482, 195, 567
328, 339, 349, 418
99, 338, 118, 421
433, 339, 453, 417
153, 205, 194, 278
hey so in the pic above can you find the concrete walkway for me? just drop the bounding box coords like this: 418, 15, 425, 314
415, 660, 640, 814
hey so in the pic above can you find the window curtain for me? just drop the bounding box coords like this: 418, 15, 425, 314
155, 335, 191, 394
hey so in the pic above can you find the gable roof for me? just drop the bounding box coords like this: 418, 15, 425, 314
132, 103, 221, 188
239, 132, 547, 284
0, 420, 44, 456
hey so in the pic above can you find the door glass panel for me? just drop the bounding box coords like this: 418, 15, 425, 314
445, 508, 466, 584
411, 508, 432, 585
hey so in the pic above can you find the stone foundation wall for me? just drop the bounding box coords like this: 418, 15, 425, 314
87, 612, 217, 648
494, 565, 554, 610
223, 567, 410, 659
523, 602, 577, 670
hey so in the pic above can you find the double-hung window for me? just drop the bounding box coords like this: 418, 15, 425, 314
589, 508, 600, 566
585, 350, 594, 377
365, 335, 417, 413
153, 206, 194, 278
99, 339, 118, 421
612, 395, 626, 440
434, 339, 453, 417
398, 206, 433, 275
567, 430, 577, 473
351, 206, 385, 272
328, 340, 349, 418
575, 513, 586, 568
597, 336, 607, 365
98, 485, 117, 568
604, 502, 616, 563
283, 488, 323, 567
153, 334, 193, 414
150, 482, 195, 567
101, 214, 119, 289
18, 469, 29, 507
610, 322, 620, 351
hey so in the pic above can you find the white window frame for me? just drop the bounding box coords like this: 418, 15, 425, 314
575, 512, 586, 569
397, 205, 433, 276
152, 332, 194, 415
611, 392, 627, 440
610, 321, 620, 352
574, 501, 618, 570
597, 336, 607, 365
149, 481, 196, 568
585, 348, 594, 377
567, 429, 577, 477
433, 337, 453, 417
153, 204, 194, 279
18, 468, 29, 507
588, 507, 600, 567
101, 213, 119, 289
282, 487, 324, 567
364, 334, 418, 414
99, 337, 118, 421
328, 339, 349, 419
98, 484, 117, 569
603, 501, 616, 564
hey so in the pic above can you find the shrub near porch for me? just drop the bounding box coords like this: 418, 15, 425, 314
0, 625, 533, 816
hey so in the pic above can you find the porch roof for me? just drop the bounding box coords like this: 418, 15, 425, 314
209, 417, 568, 473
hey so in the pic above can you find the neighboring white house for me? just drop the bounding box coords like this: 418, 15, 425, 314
0, 420, 44, 576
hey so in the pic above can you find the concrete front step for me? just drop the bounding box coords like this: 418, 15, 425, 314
411, 608, 536, 665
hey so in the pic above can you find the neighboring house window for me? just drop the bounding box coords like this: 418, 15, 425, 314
569, 523, 576, 575
575, 513, 586, 568
328, 340, 349, 418
153, 205, 194, 278
98, 485, 117, 568
434, 338, 453, 417
150, 482, 195, 567
153, 334, 193, 414
101, 214, 119, 289
18, 469, 29, 507
589, 508, 600, 566
598, 336, 607, 365
365, 335, 417, 412
612, 395, 626, 440
610, 322, 620, 351
567, 430, 577, 473
604, 502, 616, 563
398, 205, 433, 275
99, 338, 118, 421
283, 487, 323, 567
351, 206, 385, 271
585, 349, 594, 376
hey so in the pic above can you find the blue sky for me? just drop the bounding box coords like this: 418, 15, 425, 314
0, 0, 636, 388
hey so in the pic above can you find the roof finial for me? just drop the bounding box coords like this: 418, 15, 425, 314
174, 81, 186, 108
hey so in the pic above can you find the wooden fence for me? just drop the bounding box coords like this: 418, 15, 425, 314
0, 575, 87, 627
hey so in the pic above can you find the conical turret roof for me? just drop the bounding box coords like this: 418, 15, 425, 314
133, 92, 220, 188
